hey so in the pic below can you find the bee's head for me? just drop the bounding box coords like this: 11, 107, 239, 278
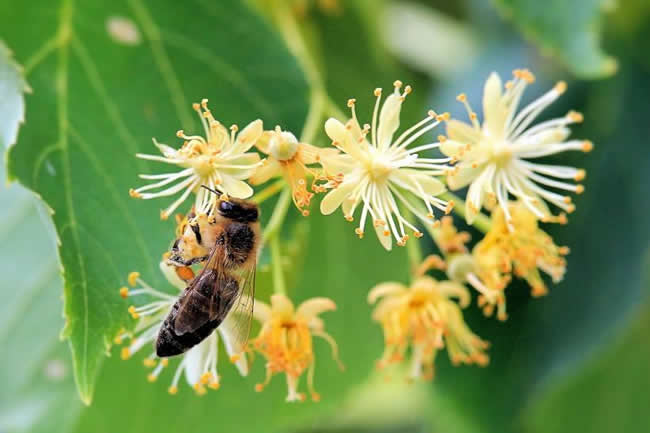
216, 198, 259, 223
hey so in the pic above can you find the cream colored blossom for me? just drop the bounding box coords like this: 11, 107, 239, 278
465, 201, 569, 320
130, 99, 262, 219
442, 69, 591, 226
320, 81, 452, 250
250, 126, 337, 215
252, 294, 342, 402
369, 275, 488, 380
116, 260, 248, 395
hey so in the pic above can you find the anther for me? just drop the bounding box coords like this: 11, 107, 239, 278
121, 347, 130, 360
119, 287, 129, 298
567, 111, 584, 123
427, 110, 437, 118
554, 81, 567, 94
437, 135, 447, 143
374, 88, 382, 97
354, 228, 364, 239
192, 102, 200, 110
176, 130, 184, 138
143, 358, 156, 367
128, 272, 140, 287
456, 93, 467, 102
581, 140, 593, 152
347, 98, 356, 107
230, 124, 239, 132
575, 185, 584, 194
201, 98, 208, 108
168, 386, 178, 395
129, 188, 141, 198
393, 80, 403, 89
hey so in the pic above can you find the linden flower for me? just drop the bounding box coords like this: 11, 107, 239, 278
465, 201, 569, 320
442, 69, 591, 226
252, 294, 343, 402
116, 260, 248, 395
320, 81, 452, 250
369, 276, 488, 380
130, 99, 263, 219
250, 126, 336, 215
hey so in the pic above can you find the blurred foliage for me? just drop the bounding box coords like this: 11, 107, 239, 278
2, 0, 650, 433
492, 0, 617, 78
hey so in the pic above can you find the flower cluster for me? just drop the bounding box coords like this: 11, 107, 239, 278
120, 68, 591, 400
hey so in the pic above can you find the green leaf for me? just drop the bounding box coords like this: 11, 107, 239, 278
522, 265, 650, 433
492, 0, 618, 78
2, 0, 308, 403
0, 47, 79, 432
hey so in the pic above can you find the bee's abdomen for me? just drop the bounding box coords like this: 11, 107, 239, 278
155, 274, 239, 357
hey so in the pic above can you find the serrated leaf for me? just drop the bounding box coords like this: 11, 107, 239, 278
0, 49, 79, 431
2, 0, 308, 403
492, 0, 618, 78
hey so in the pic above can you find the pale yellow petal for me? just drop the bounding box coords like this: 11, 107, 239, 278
232, 119, 263, 154
446, 119, 481, 144
377, 93, 402, 148
391, 169, 446, 197
368, 282, 407, 304
297, 297, 337, 319
374, 222, 392, 251
220, 176, 254, 199
447, 165, 482, 190
483, 72, 507, 137
249, 158, 282, 185
270, 293, 295, 315
320, 180, 357, 215
253, 299, 272, 323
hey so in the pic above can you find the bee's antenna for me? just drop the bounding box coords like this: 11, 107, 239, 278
200, 185, 221, 197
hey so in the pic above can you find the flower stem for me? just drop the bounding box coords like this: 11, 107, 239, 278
252, 179, 286, 205
263, 187, 292, 241
301, 88, 326, 143
270, 236, 287, 296
441, 191, 492, 233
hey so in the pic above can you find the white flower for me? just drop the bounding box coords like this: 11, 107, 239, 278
117, 261, 248, 395
442, 69, 591, 226
130, 99, 263, 219
319, 81, 452, 250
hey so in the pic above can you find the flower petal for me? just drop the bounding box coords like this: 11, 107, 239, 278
320, 180, 357, 215
325, 118, 364, 160
183, 340, 211, 386
297, 297, 336, 319
368, 282, 407, 304
483, 72, 507, 137
447, 165, 482, 190
249, 158, 282, 185
232, 119, 263, 154
219, 176, 254, 199
374, 222, 392, 251
253, 299, 272, 323
270, 293, 294, 315
446, 119, 481, 144
218, 313, 249, 376
391, 169, 446, 197
377, 93, 402, 149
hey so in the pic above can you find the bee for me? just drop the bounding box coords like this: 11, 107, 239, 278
156, 187, 260, 358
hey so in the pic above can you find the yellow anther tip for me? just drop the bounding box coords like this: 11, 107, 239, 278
120, 347, 131, 360
347, 98, 356, 107
229, 354, 241, 363
554, 81, 567, 94
127, 272, 140, 287
456, 93, 467, 102
582, 140, 593, 152
393, 80, 403, 89
143, 358, 156, 367
168, 386, 178, 395
575, 185, 585, 194
119, 287, 129, 298
128, 188, 141, 198
147, 374, 157, 383
575, 169, 586, 181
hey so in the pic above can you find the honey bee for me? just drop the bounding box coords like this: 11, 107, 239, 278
156, 188, 260, 357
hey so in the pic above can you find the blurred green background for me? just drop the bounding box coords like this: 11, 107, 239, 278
1, 0, 649, 432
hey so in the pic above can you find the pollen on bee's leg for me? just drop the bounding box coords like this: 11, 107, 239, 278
176, 266, 195, 281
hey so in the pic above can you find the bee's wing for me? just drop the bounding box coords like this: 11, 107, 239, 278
219, 260, 256, 355
172, 245, 225, 335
